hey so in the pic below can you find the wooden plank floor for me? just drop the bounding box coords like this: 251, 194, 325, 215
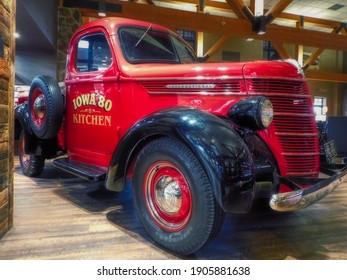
1, 149, 347, 259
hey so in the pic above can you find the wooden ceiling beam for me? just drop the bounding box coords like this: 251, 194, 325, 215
303, 48, 324, 70
295, 16, 304, 66
305, 70, 347, 84
149, 0, 343, 29
249, 0, 255, 14
204, 35, 230, 61
225, 0, 254, 22
79, 1, 347, 51
143, 0, 155, 5
271, 41, 291, 59
159, 0, 229, 11
265, 23, 347, 51
277, 12, 341, 29
265, 0, 293, 23
303, 25, 343, 70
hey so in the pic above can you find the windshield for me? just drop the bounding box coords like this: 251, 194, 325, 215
118, 26, 198, 64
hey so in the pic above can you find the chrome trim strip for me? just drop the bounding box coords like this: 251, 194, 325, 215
134, 76, 244, 82
166, 84, 216, 89
145, 91, 247, 95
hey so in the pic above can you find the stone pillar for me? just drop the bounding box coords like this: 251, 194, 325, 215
0, 0, 15, 239
57, 6, 82, 82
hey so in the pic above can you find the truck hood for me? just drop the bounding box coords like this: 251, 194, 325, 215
119, 59, 305, 81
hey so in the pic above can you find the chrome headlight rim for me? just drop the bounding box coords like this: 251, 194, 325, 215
259, 97, 274, 129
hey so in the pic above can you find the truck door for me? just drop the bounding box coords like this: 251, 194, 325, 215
65, 29, 120, 167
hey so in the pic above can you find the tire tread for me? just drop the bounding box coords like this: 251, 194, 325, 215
133, 137, 225, 255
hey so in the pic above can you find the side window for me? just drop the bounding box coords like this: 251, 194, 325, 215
76, 33, 112, 72
171, 36, 196, 64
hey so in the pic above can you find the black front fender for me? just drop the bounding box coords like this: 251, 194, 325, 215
106, 107, 255, 213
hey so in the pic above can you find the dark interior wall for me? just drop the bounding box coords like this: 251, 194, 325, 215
15, 0, 58, 85
341, 52, 347, 116
15, 49, 57, 85
19, 0, 57, 47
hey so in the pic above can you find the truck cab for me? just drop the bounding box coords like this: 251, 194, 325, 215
15, 17, 347, 255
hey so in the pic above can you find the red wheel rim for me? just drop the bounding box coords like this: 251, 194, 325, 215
143, 161, 192, 232
30, 87, 46, 127
19, 135, 30, 169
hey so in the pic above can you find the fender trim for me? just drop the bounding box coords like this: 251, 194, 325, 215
106, 107, 255, 213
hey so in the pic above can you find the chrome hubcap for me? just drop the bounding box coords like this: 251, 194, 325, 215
33, 95, 45, 118
155, 176, 182, 214
144, 161, 192, 232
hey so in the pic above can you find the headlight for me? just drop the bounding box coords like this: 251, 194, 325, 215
228, 97, 274, 130
260, 98, 274, 128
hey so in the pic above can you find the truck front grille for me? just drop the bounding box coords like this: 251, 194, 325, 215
249, 79, 319, 177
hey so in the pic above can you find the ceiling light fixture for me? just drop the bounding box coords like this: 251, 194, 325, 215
328, 4, 344, 11
14, 32, 20, 38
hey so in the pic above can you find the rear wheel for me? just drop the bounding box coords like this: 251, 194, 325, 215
132, 137, 225, 255
19, 132, 45, 177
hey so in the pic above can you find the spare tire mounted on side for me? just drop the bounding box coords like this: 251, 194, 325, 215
28, 75, 64, 139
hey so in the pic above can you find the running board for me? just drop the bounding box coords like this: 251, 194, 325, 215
53, 158, 107, 182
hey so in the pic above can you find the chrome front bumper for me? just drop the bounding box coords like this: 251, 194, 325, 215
270, 164, 347, 212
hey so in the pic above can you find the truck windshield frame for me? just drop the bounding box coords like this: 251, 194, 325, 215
118, 26, 198, 64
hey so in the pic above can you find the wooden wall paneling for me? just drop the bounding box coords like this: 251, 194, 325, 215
0, 0, 15, 239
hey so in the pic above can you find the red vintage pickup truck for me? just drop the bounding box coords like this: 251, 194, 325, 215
15, 17, 347, 255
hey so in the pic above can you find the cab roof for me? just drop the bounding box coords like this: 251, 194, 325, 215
74, 17, 171, 37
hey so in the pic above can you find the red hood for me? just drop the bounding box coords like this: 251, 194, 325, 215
119, 59, 305, 81
242, 59, 304, 80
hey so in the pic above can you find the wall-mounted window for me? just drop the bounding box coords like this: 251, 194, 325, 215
314, 96, 328, 121
263, 41, 280, 60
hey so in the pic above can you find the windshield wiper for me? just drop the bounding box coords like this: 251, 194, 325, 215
135, 24, 152, 48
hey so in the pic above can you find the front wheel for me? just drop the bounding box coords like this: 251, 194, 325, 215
132, 137, 225, 255
19, 132, 45, 177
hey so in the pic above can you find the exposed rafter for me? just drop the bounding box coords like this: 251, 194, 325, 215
249, 0, 255, 14
303, 25, 344, 70
305, 70, 347, 84
303, 49, 324, 70
225, 0, 254, 22
143, 0, 155, 5
271, 41, 291, 59
265, 0, 293, 24
277, 12, 341, 29
79, 1, 347, 52
295, 16, 304, 66
156, 0, 344, 31
204, 35, 230, 61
